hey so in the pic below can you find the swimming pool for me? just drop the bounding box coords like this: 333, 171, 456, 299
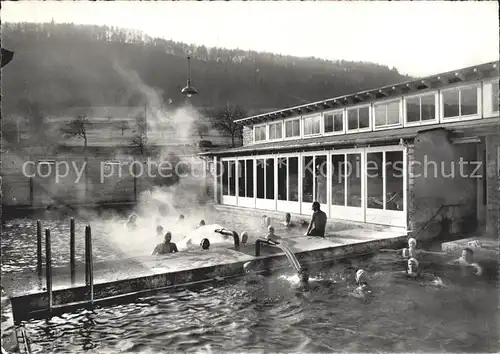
18, 253, 499, 353
2, 211, 498, 353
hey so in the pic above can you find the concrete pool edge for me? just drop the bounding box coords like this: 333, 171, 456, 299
8, 234, 407, 322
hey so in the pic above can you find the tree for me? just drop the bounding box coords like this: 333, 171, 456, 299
196, 120, 210, 140
209, 104, 246, 147
118, 120, 130, 136
61, 115, 91, 151
132, 114, 148, 155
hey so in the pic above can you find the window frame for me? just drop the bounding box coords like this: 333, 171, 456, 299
253, 123, 267, 143
302, 113, 322, 138
268, 121, 284, 141
372, 98, 403, 130
323, 109, 345, 136
483, 78, 499, 118
283, 117, 302, 140
346, 104, 372, 134
440, 82, 482, 123
403, 91, 439, 127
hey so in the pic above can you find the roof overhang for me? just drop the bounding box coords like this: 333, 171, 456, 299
235, 61, 499, 126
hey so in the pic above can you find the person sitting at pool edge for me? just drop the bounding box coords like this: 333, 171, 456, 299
449, 247, 482, 276
177, 214, 185, 222
304, 202, 327, 237
266, 225, 281, 243
152, 231, 178, 255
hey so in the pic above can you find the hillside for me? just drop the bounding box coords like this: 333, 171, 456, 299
1, 22, 412, 118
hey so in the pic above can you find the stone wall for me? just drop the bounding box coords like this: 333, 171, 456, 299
409, 129, 479, 242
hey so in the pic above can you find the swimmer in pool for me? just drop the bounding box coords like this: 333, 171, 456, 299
304, 202, 327, 237
152, 232, 178, 255
396, 258, 444, 285
125, 214, 138, 230
156, 225, 164, 238
282, 213, 295, 228
197, 220, 206, 228
262, 215, 271, 227
243, 261, 265, 284
200, 238, 210, 250
241, 231, 248, 244
402, 238, 418, 258
177, 214, 185, 222
350, 269, 372, 299
449, 247, 482, 276
266, 225, 281, 243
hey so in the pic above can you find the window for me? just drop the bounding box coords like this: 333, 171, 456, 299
302, 156, 314, 202
374, 101, 401, 128
324, 111, 344, 134
346, 153, 361, 207
288, 157, 299, 202
269, 122, 283, 140
256, 159, 265, 198
238, 160, 245, 197
228, 161, 236, 196
222, 161, 228, 195
347, 106, 370, 131
278, 158, 287, 201
442, 85, 479, 119
406, 94, 436, 124
254, 125, 266, 142
285, 119, 300, 138
492, 81, 499, 113
331, 154, 345, 206
303, 115, 321, 136
245, 160, 254, 198
265, 158, 274, 200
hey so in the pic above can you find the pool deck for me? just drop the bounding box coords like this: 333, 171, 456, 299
4, 227, 407, 322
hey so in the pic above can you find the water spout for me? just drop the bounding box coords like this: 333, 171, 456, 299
254, 238, 302, 274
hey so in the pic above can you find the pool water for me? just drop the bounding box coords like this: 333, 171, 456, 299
20, 254, 500, 353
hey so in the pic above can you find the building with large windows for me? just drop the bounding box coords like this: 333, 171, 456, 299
201, 61, 499, 239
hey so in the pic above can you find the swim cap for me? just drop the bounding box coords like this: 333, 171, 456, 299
408, 258, 419, 267
356, 269, 366, 283
200, 238, 210, 250
408, 238, 417, 247
268, 225, 274, 232
241, 231, 248, 243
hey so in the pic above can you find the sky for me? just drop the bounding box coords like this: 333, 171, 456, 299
2, 1, 499, 77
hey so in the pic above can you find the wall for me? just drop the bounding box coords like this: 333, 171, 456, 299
242, 126, 253, 146
485, 134, 499, 238
1, 150, 211, 208
409, 128, 479, 242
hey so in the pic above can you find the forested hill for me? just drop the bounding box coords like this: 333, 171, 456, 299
2, 22, 412, 116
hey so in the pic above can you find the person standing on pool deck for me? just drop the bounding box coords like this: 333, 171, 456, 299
304, 202, 327, 237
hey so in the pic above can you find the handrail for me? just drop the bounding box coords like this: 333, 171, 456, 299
214, 229, 240, 251
254, 238, 302, 273
413, 203, 464, 240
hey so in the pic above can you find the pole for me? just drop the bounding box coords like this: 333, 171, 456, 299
133, 164, 137, 202
45, 229, 53, 312
85, 226, 89, 286
29, 177, 34, 206
85, 225, 94, 303
36, 220, 42, 276
70, 218, 76, 286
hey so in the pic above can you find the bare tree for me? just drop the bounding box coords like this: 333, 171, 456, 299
209, 104, 246, 147
61, 114, 91, 151
118, 120, 130, 136
132, 114, 148, 155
